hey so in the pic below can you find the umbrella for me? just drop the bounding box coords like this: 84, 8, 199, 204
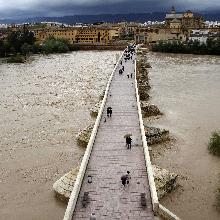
124, 133, 132, 138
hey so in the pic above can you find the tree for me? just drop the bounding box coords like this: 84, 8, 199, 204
208, 131, 220, 156
21, 43, 32, 58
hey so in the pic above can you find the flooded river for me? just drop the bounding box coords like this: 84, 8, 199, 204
0, 51, 119, 220
147, 53, 220, 220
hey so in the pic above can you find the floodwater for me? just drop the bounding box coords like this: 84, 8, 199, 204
147, 52, 220, 220
0, 51, 119, 220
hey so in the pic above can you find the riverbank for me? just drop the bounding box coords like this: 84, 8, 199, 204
1, 33, 128, 63
151, 39, 220, 56
2, 45, 127, 64
147, 52, 220, 220
71, 43, 128, 51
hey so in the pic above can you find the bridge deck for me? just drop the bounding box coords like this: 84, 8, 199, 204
72, 54, 154, 219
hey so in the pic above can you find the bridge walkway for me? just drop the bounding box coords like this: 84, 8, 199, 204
72, 52, 155, 219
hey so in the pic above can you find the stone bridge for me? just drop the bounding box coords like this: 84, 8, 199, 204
63, 49, 179, 220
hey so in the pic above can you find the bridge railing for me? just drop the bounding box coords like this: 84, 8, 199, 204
63, 50, 125, 220
134, 58, 159, 214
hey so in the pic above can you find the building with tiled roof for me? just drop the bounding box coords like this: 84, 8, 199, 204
165, 6, 205, 30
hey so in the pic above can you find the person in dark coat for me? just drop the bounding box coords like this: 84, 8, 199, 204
126, 171, 131, 185
109, 107, 112, 117
121, 174, 127, 187
126, 136, 129, 148
107, 107, 110, 117
127, 137, 132, 149
107, 107, 112, 118
121, 171, 131, 187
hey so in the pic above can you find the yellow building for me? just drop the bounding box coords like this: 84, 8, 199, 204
75, 28, 109, 44
135, 27, 186, 44
34, 28, 78, 44
33, 27, 119, 45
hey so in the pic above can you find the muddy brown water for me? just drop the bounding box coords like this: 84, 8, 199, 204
146, 52, 220, 220
0, 51, 120, 220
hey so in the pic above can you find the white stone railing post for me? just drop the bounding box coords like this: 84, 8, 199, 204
134, 57, 159, 214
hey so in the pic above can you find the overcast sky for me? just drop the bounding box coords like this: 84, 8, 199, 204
0, 0, 219, 19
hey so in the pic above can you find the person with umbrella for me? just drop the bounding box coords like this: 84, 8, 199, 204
124, 134, 132, 149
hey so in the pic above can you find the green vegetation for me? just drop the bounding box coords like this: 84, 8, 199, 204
41, 37, 71, 54
208, 131, 220, 156
0, 29, 36, 62
0, 29, 73, 62
152, 38, 220, 55
7, 54, 26, 63
216, 188, 220, 211
119, 34, 134, 41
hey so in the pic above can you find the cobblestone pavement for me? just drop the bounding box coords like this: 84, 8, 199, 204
72, 53, 155, 219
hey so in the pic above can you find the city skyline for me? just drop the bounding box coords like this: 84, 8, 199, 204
0, 0, 220, 19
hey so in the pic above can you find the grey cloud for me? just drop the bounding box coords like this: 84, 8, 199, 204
0, 0, 219, 19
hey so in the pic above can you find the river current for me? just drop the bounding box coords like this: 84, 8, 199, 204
0, 51, 220, 220
0, 51, 119, 220
147, 52, 220, 220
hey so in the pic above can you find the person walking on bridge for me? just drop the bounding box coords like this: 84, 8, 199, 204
107, 107, 112, 118
126, 136, 132, 149
121, 171, 131, 187
109, 107, 112, 117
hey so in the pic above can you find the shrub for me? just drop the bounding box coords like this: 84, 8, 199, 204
216, 188, 220, 212
152, 38, 220, 55
41, 37, 70, 54
7, 54, 25, 63
208, 131, 220, 156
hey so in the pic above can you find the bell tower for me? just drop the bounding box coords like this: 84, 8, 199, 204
171, 5, 176, 14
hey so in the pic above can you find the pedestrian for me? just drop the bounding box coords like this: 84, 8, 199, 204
126, 171, 131, 185
127, 74, 129, 79
121, 171, 131, 187
107, 107, 112, 118
107, 107, 110, 117
121, 174, 127, 187
130, 73, 133, 78
109, 107, 112, 117
90, 213, 96, 220
126, 136, 129, 148
122, 66, 124, 71
127, 137, 132, 149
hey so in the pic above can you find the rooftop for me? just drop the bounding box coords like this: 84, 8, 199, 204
165, 14, 183, 19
